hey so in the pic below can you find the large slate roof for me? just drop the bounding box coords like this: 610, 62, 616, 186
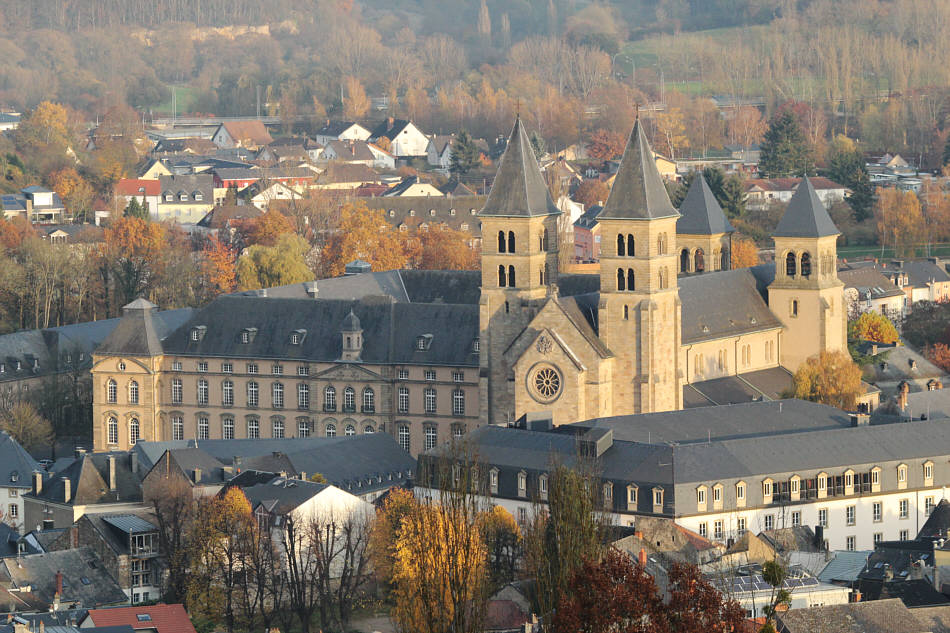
676, 174, 734, 235
32, 452, 142, 506
95, 299, 164, 357
599, 118, 678, 221
162, 295, 479, 366
678, 266, 782, 344
773, 175, 839, 238
479, 117, 560, 218
0, 432, 40, 489
1, 547, 127, 608
229, 471, 330, 516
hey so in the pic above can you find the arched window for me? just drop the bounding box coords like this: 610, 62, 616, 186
627, 234, 635, 256
497, 230, 506, 253
508, 265, 516, 287
617, 234, 625, 256
223, 417, 234, 439
197, 379, 208, 405
623, 305, 629, 320
128, 380, 139, 405
792, 300, 799, 316
326, 423, 337, 437
107, 417, 118, 445
345, 424, 356, 436
657, 234, 663, 255
343, 386, 355, 411
627, 268, 635, 291
694, 249, 705, 273
507, 231, 515, 253
362, 387, 375, 412
498, 265, 506, 287
364, 425, 375, 434
800, 252, 812, 277
107, 379, 117, 403
617, 268, 626, 291
297, 419, 309, 438
785, 252, 797, 277
680, 249, 690, 273
129, 418, 140, 445
172, 416, 184, 441
324, 386, 336, 411
721, 249, 729, 271
542, 227, 550, 251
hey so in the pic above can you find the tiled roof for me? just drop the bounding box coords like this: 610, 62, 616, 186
114, 179, 160, 197
85, 604, 197, 633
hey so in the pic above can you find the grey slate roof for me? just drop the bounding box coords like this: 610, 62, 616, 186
95, 299, 164, 357
479, 118, 560, 218
228, 471, 330, 516
678, 266, 782, 343
1, 547, 127, 608
773, 175, 840, 238
31, 452, 142, 506
599, 118, 678, 221
776, 599, 926, 633
817, 550, 872, 583
0, 432, 40, 489
163, 294, 479, 366
684, 367, 794, 407
157, 173, 214, 203
838, 266, 905, 299
676, 174, 734, 235
918, 499, 950, 540
316, 120, 362, 138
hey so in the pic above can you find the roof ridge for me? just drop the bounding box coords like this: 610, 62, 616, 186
599, 118, 678, 221
478, 117, 560, 218
773, 175, 839, 238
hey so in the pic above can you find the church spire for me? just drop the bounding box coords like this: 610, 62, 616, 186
773, 176, 839, 238
599, 117, 678, 221
677, 173, 734, 235
479, 117, 560, 218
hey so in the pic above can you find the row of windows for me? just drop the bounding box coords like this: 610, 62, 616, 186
694, 341, 776, 378
168, 415, 374, 440
614, 268, 671, 292
615, 233, 670, 257
171, 362, 466, 382
679, 248, 729, 273
497, 229, 551, 254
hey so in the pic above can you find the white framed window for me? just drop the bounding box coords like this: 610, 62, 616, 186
343, 387, 355, 411
297, 365, 309, 376
107, 379, 118, 403
899, 499, 909, 519
272, 383, 284, 408
452, 389, 465, 416
790, 478, 799, 494
791, 511, 801, 526
539, 475, 548, 497
713, 486, 722, 503
737, 517, 746, 535
197, 361, 208, 373
222, 380, 234, 406
627, 486, 638, 505
872, 469, 880, 485
763, 480, 772, 497
129, 381, 139, 404
172, 361, 182, 371
653, 488, 663, 507
424, 426, 437, 451
925, 462, 934, 481
172, 416, 183, 441
424, 388, 437, 414
398, 369, 409, 380
108, 417, 118, 445
898, 465, 907, 483
398, 425, 410, 451
818, 475, 827, 491
129, 418, 140, 445
325, 386, 336, 411
247, 381, 259, 407
873, 502, 882, 522
900, 529, 909, 541
247, 418, 260, 439
298, 384, 310, 409
298, 419, 309, 438
398, 386, 410, 413
222, 362, 233, 373
223, 417, 234, 440
697, 488, 706, 505
197, 416, 209, 440
326, 423, 337, 437
425, 370, 436, 381
714, 520, 723, 540
171, 379, 182, 404
698, 523, 707, 538
453, 371, 464, 382
819, 508, 828, 528
272, 418, 284, 438
926, 496, 936, 516
764, 514, 774, 531
846, 536, 855, 551
246, 363, 258, 374
197, 379, 208, 405
518, 472, 527, 497
846, 505, 855, 526
363, 388, 375, 412
874, 533, 883, 544
272, 364, 283, 376
345, 424, 355, 436
736, 483, 745, 500
490, 469, 499, 494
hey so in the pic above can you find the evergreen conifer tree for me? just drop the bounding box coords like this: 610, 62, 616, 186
759, 110, 814, 178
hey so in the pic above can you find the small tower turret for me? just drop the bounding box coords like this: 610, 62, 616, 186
341, 310, 363, 361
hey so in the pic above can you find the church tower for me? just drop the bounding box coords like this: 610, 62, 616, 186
597, 118, 682, 413
676, 174, 734, 274
768, 176, 846, 370
478, 117, 561, 426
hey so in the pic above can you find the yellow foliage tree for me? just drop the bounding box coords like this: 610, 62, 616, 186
792, 350, 863, 410
731, 236, 760, 269
343, 76, 371, 120
875, 188, 924, 258
415, 227, 479, 270
236, 233, 313, 290
652, 107, 689, 159
320, 202, 408, 277
477, 505, 521, 588
848, 311, 899, 344
369, 487, 416, 589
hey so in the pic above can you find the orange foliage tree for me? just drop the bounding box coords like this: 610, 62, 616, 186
731, 236, 760, 268
573, 179, 610, 209
926, 343, 950, 373
848, 311, 899, 344
875, 188, 925, 258
416, 227, 478, 270
100, 217, 167, 305
0, 217, 35, 252
793, 350, 863, 410
586, 128, 626, 161
201, 236, 237, 295
238, 209, 296, 247
320, 202, 408, 277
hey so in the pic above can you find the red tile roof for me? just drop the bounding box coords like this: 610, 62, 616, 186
86, 604, 197, 633
115, 179, 160, 197
221, 120, 273, 147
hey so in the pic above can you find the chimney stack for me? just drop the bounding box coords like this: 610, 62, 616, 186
107, 455, 116, 491
55, 570, 63, 597
130, 450, 138, 474
192, 468, 201, 484
62, 477, 71, 504
638, 548, 647, 568
32, 471, 42, 495
898, 381, 910, 411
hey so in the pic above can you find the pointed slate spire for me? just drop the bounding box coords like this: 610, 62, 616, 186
479, 117, 560, 217
773, 176, 839, 238
677, 173, 734, 235
97, 298, 163, 357
599, 118, 678, 221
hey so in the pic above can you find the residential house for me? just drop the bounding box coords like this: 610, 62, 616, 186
22, 451, 144, 531
156, 175, 214, 223
744, 177, 848, 210
152, 138, 218, 155
211, 120, 273, 150
33, 224, 99, 245
365, 195, 485, 249
138, 160, 172, 180
212, 166, 317, 192
242, 181, 302, 211
369, 118, 429, 158
114, 180, 161, 218
0, 112, 21, 132
840, 258, 950, 312
312, 164, 381, 190
50, 512, 161, 604
838, 266, 906, 320
313, 121, 371, 146
417, 399, 950, 551
137, 433, 415, 503
0, 433, 40, 533
196, 204, 262, 231
0, 548, 127, 612
776, 599, 928, 633
382, 176, 444, 198
82, 604, 198, 633
1, 187, 67, 224
322, 140, 394, 170
426, 135, 490, 171
572, 204, 602, 262
257, 136, 323, 163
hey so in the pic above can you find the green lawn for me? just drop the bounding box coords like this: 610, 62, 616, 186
838, 244, 950, 260
152, 85, 197, 117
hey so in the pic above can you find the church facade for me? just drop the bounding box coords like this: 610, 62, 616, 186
90, 117, 847, 453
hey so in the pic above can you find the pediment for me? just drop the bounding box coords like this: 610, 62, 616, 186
315, 363, 382, 381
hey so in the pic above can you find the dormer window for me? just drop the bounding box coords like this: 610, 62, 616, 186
137, 187, 145, 193
15, 361, 20, 372
179, 193, 188, 202
409, 209, 416, 217
416, 334, 433, 351
429, 209, 436, 217
194, 192, 203, 201
191, 326, 207, 341
472, 338, 480, 353
290, 329, 307, 345
240, 328, 258, 344
164, 192, 173, 202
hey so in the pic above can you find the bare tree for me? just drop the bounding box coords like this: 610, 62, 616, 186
146, 474, 198, 605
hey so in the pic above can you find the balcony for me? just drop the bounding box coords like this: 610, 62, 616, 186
324, 404, 336, 412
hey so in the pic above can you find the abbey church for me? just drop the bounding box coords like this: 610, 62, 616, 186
90, 117, 848, 454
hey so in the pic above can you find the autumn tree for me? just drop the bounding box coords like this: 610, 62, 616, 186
236, 233, 313, 291
343, 76, 370, 120
320, 202, 408, 277
0, 402, 53, 453
849, 312, 899, 345
652, 107, 688, 159
146, 474, 198, 605
47, 167, 93, 217
586, 128, 626, 161
664, 563, 745, 632
729, 105, 766, 148
98, 217, 167, 307
449, 132, 480, 176
236, 209, 295, 247
759, 110, 813, 178
416, 227, 478, 270
201, 236, 237, 296
874, 188, 924, 258
792, 350, 863, 410
926, 343, 950, 373
369, 487, 416, 593
15, 101, 78, 154
573, 179, 610, 209
731, 236, 759, 268
478, 506, 522, 589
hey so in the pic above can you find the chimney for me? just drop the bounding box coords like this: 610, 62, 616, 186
62, 477, 71, 504
32, 471, 42, 495
42, 519, 54, 531
898, 381, 910, 411
192, 468, 201, 484
107, 455, 116, 491
74, 448, 85, 459
387, 116, 394, 128
304, 281, 318, 298
55, 570, 63, 597
71, 525, 78, 548
849, 413, 870, 427
638, 548, 647, 568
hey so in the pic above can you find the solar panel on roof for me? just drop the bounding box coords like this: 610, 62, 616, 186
802, 577, 819, 586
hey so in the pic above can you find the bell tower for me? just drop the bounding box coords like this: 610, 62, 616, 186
597, 118, 682, 414
676, 173, 735, 274
478, 117, 561, 426
768, 176, 846, 370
